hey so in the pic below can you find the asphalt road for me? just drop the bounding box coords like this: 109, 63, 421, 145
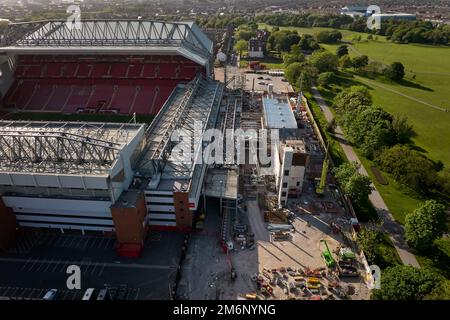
0, 230, 186, 299
310, 85, 420, 268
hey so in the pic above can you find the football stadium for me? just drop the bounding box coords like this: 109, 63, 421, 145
0, 20, 224, 255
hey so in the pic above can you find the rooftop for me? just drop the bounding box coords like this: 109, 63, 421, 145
0, 20, 213, 66
0, 121, 144, 175
262, 96, 297, 129
137, 75, 223, 193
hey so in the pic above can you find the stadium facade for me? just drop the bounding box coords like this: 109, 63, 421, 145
0, 20, 223, 255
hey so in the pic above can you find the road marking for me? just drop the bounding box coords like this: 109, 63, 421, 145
83, 261, 92, 275
27, 259, 38, 272
98, 264, 105, 276
20, 258, 31, 271
43, 260, 53, 273
0, 257, 176, 270
34, 262, 45, 273
51, 259, 61, 273
90, 262, 98, 276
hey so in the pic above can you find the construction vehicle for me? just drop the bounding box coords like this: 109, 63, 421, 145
315, 157, 329, 196
320, 240, 336, 268
272, 231, 291, 241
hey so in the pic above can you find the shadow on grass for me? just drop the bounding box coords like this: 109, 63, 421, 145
416, 239, 450, 279
399, 79, 434, 92
354, 197, 380, 223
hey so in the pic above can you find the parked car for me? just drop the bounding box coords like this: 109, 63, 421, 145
43, 289, 57, 300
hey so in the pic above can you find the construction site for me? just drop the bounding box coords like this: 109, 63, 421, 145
175, 51, 372, 300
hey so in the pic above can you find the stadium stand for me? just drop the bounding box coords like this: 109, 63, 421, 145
1, 20, 213, 115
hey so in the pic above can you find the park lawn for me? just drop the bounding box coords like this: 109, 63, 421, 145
257, 23, 386, 43
357, 152, 423, 224
353, 75, 450, 168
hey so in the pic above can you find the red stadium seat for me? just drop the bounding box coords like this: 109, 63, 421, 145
110, 63, 128, 78
3, 54, 203, 115
63, 84, 93, 113
76, 64, 92, 78
87, 84, 114, 109
26, 81, 54, 110
130, 86, 156, 114
126, 64, 143, 78
45, 84, 72, 111
142, 64, 156, 78
109, 85, 137, 114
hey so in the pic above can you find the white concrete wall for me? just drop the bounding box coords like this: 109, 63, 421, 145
2, 196, 114, 231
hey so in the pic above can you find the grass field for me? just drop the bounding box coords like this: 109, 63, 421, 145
259, 23, 450, 167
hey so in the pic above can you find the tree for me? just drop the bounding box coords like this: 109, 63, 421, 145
284, 62, 303, 85
339, 54, 353, 69
315, 30, 342, 43
296, 64, 319, 89
425, 280, 450, 300
392, 114, 414, 144
333, 85, 372, 114
336, 44, 349, 58
405, 200, 447, 252
317, 72, 335, 87
352, 55, 369, 70
384, 62, 405, 81
357, 228, 380, 263
344, 105, 396, 159
234, 39, 248, 58
309, 51, 339, 73
371, 265, 441, 300
333, 162, 373, 206
437, 168, 450, 196
376, 145, 437, 192
283, 45, 305, 67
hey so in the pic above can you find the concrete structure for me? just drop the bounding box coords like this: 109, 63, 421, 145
136, 75, 223, 230
262, 96, 297, 129
276, 140, 309, 207
0, 74, 223, 253
0, 121, 146, 232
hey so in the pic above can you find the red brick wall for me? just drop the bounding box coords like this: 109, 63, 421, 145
173, 192, 193, 231
111, 192, 146, 245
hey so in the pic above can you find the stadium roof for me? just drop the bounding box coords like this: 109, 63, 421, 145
0, 121, 144, 175
0, 20, 213, 66
137, 75, 223, 193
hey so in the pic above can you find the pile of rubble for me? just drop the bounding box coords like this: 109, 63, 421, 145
241, 265, 358, 300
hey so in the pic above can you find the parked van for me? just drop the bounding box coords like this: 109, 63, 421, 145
82, 288, 95, 301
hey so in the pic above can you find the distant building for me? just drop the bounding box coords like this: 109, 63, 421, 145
248, 38, 264, 58
372, 13, 417, 21
341, 5, 369, 17
248, 30, 270, 59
